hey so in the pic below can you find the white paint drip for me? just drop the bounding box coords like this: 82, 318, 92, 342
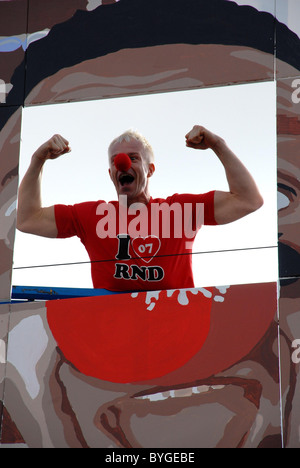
131, 286, 230, 311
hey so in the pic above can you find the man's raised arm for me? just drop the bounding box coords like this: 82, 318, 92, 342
17, 134, 70, 238
185, 125, 264, 225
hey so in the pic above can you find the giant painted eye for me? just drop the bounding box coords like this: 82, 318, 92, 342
277, 182, 297, 210
278, 191, 290, 210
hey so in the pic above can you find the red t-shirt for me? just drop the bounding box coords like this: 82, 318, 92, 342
54, 192, 217, 291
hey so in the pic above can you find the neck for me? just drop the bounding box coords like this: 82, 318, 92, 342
118, 191, 151, 207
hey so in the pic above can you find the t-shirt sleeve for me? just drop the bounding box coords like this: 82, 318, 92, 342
55, 200, 106, 241
168, 191, 217, 226
201, 190, 217, 225
55, 201, 100, 240
54, 204, 79, 238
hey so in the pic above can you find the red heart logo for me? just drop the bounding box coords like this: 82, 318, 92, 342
131, 236, 161, 263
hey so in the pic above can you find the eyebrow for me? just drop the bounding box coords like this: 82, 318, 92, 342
277, 182, 297, 197
1, 166, 18, 186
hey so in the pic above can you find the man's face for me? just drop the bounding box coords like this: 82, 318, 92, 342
108, 138, 154, 204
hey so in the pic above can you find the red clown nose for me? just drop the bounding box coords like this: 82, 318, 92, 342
114, 153, 132, 172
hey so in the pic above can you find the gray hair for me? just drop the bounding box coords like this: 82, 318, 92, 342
108, 129, 155, 164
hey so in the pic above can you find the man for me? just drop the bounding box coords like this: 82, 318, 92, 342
16, 125, 263, 291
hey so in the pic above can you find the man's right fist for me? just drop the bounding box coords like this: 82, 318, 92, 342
33, 134, 71, 162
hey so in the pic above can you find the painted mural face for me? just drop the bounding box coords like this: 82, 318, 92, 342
0, 108, 22, 300
1, 0, 300, 448
277, 78, 300, 274
3, 282, 279, 448
276, 75, 300, 447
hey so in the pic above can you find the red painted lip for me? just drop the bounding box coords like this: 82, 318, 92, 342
46, 282, 277, 385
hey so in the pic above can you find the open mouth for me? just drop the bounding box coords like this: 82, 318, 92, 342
134, 384, 226, 402
119, 173, 135, 186
132, 375, 262, 408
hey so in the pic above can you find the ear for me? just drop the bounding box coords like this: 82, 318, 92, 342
147, 163, 155, 178
108, 168, 112, 180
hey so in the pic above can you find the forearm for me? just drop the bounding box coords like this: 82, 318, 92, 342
17, 154, 45, 231
16, 134, 70, 236
185, 125, 263, 224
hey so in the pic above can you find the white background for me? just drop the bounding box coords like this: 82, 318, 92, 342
13, 81, 278, 289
